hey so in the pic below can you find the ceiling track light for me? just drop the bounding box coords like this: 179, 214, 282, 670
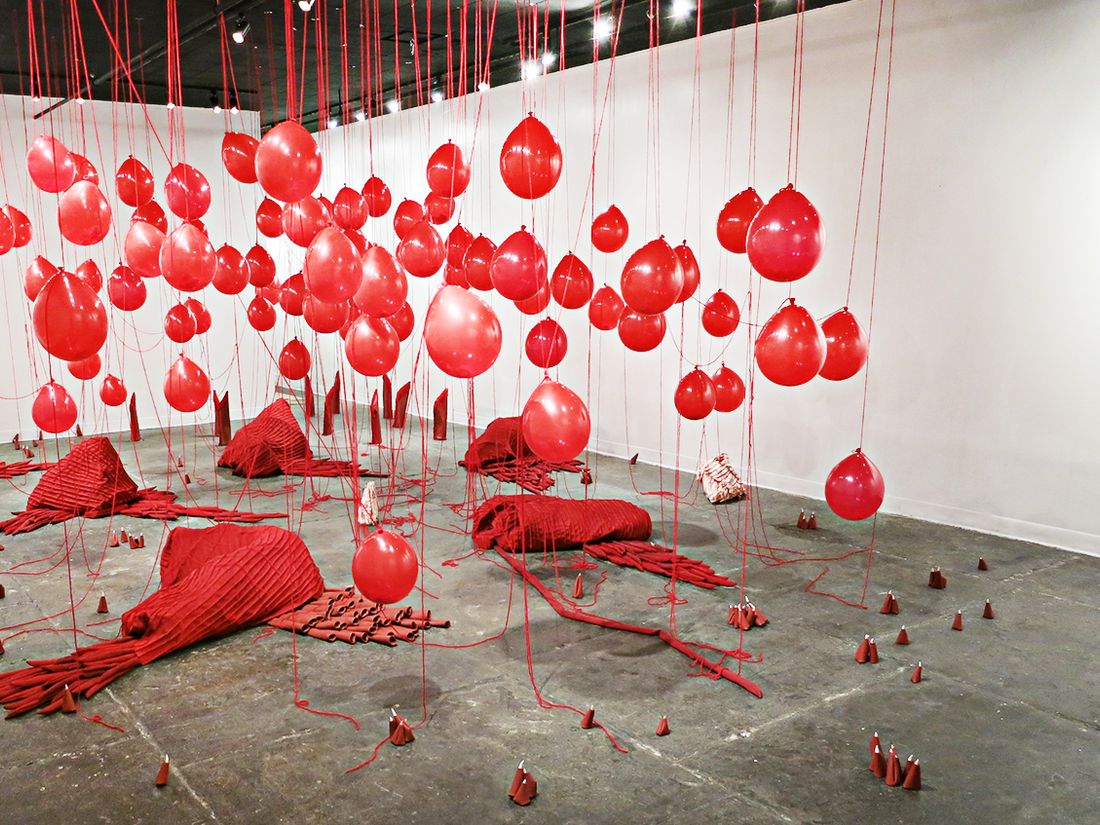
297, 0, 315, 10
209, 90, 222, 113
232, 14, 251, 44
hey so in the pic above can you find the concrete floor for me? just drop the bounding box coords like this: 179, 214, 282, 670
0, 414, 1096, 824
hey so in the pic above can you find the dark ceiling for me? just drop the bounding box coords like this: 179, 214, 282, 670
0, 0, 850, 132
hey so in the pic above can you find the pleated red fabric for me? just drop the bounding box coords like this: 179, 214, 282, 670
472, 495, 652, 552
0, 460, 50, 479
460, 418, 582, 492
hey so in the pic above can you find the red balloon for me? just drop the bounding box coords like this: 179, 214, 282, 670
305, 227, 361, 302
397, 220, 445, 278
588, 285, 625, 330
164, 303, 197, 343
591, 205, 629, 253
23, 256, 58, 301
131, 201, 168, 233
221, 132, 259, 184
351, 530, 419, 604
525, 318, 568, 368
279, 273, 307, 316
747, 186, 824, 282
446, 224, 474, 267
344, 315, 400, 376
100, 374, 127, 407
74, 260, 103, 293
621, 238, 684, 315
160, 224, 216, 292
59, 181, 112, 246
819, 308, 869, 381
257, 283, 282, 304
107, 265, 147, 310
463, 234, 496, 290
278, 338, 311, 380
673, 242, 700, 303
711, 365, 745, 412
164, 163, 211, 220
521, 379, 590, 463
674, 369, 716, 420
490, 227, 546, 300
185, 297, 211, 334
499, 115, 562, 200
424, 191, 456, 225
617, 309, 665, 352
247, 296, 277, 331
0, 210, 14, 255
426, 141, 471, 198
282, 196, 330, 247
6, 205, 32, 247
551, 254, 594, 309
717, 187, 763, 254
345, 227, 368, 255
255, 121, 323, 203
303, 296, 349, 334
71, 154, 99, 185
124, 220, 165, 278
444, 263, 469, 288
27, 135, 75, 193
164, 355, 210, 413
702, 290, 741, 337
32, 382, 77, 433
213, 245, 249, 295
318, 195, 335, 218
246, 244, 277, 287
393, 199, 425, 239
424, 285, 501, 378
333, 186, 368, 230
514, 280, 551, 315
115, 157, 154, 207
256, 197, 284, 238
355, 246, 408, 317
825, 449, 885, 521
754, 299, 826, 386
389, 302, 415, 341
33, 272, 108, 361
362, 175, 392, 217
68, 352, 102, 381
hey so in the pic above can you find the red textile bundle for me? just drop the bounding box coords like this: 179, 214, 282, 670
0, 437, 282, 535
0, 524, 324, 717
0, 460, 50, 479
461, 418, 582, 493
472, 495, 652, 552
268, 587, 450, 646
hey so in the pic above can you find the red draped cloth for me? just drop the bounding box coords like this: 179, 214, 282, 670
461, 417, 582, 493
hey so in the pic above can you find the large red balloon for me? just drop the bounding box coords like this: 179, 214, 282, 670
221, 132, 260, 184
100, 374, 127, 407
500, 115, 562, 200
525, 318, 568, 368
825, 449, 885, 521
620, 238, 683, 315
424, 191, 456, 225
164, 163, 211, 220
551, 254, 594, 309
58, 181, 112, 246
333, 186, 368, 230
278, 338, 311, 380
164, 303, 197, 343
6, 205, 32, 247
305, 227, 362, 303
27, 135, 75, 193
352, 530, 419, 604
424, 285, 501, 378
131, 201, 168, 233
355, 246, 408, 317
255, 121, 323, 203
514, 280, 551, 315
283, 197, 330, 247
819, 308, 869, 381
716, 187, 763, 254
426, 141, 471, 198
32, 382, 77, 433
393, 199, 425, 239
397, 220, 446, 278
124, 220, 165, 278
463, 235, 496, 290
674, 369, 716, 420
591, 205, 629, 253
446, 224, 474, 267
344, 315, 400, 376
490, 227, 546, 301
246, 244, 277, 287
115, 157, 154, 207
160, 224, 216, 292
754, 299, 826, 386
279, 273, 306, 316
247, 296, 277, 331
521, 380, 590, 463
74, 259, 103, 293
746, 186, 824, 282
164, 355, 210, 413
32, 272, 108, 361
213, 245, 250, 295
107, 265, 147, 310
673, 242, 700, 303
68, 353, 102, 381
24, 256, 58, 301
303, 296, 349, 334
256, 197, 284, 238
618, 309, 666, 352
589, 285, 625, 330
702, 290, 741, 337
711, 365, 745, 412
362, 176, 392, 217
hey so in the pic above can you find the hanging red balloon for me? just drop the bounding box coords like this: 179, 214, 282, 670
74, 260, 103, 293
282, 196, 330, 247
221, 132, 260, 184
716, 187, 764, 254
256, 197, 284, 238
345, 228, 368, 255
279, 273, 307, 316
124, 220, 165, 278
397, 220, 446, 278
317, 195, 335, 220
247, 296, 277, 331
68, 353, 102, 381
673, 242, 701, 303
754, 299, 827, 386
355, 246, 408, 317
620, 238, 684, 315
351, 530, 419, 604
58, 181, 112, 246
160, 223, 216, 292
525, 318, 568, 368
213, 245, 250, 295
588, 285, 625, 330
304, 227, 362, 302
344, 315, 400, 376
164, 303, 197, 343
100, 374, 127, 407
185, 297, 212, 334
674, 369, 717, 420
303, 296, 350, 334
825, 449, 885, 521
446, 224, 474, 267
711, 365, 745, 412
278, 338, 311, 380
499, 115, 563, 200
426, 141, 471, 199
514, 279, 551, 315
550, 254, 594, 309
164, 355, 210, 413
32, 272, 108, 361
115, 157, 154, 207
257, 283, 282, 304
23, 256, 58, 301
0, 210, 14, 255
70, 154, 98, 185
389, 302, 415, 341
424, 192, 456, 225
424, 285, 501, 378
702, 290, 741, 337
164, 163, 211, 220
255, 120, 323, 203
591, 205, 629, 253
393, 199, 425, 240
617, 309, 666, 352
245, 244, 277, 288
362, 175, 392, 217
131, 201, 168, 233
31, 382, 77, 433
333, 185, 368, 230
444, 263, 469, 288
521, 379, 590, 463
819, 308, 869, 381
463, 234, 496, 291
490, 227, 546, 301
6, 205, 32, 248
107, 265, 147, 311
746, 186, 824, 282
27, 135, 76, 193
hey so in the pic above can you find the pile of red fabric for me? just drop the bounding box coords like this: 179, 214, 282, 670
0, 437, 283, 535
0, 459, 50, 479
268, 587, 450, 646
460, 417, 581, 493
218, 399, 383, 478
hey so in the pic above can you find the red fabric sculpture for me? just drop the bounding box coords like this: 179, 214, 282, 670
461, 418, 582, 493
0, 437, 283, 535
473, 494, 651, 551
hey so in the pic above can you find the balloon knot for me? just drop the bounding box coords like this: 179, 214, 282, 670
787, 297, 796, 306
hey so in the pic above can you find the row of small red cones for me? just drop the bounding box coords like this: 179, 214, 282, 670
796, 510, 818, 530
108, 528, 145, 549
727, 601, 769, 631
869, 734, 921, 790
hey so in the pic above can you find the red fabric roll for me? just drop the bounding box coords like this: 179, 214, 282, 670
460, 418, 582, 493
472, 495, 652, 553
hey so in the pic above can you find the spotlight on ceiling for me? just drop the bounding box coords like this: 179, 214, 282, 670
297, 0, 315, 10
232, 15, 251, 44
541, 52, 557, 68
327, 117, 338, 129
386, 99, 401, 113
522, 60, 541, 81
165, 100, 175, 110
593, 16, 614, 43
671, 0, 693, 20
355, 111, 366, 122
431, 90, 444, 103
210, 90, 222, 113
477, 81, 490, 92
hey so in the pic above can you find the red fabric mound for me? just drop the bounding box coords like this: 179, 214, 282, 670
268, 587, 450, 646
218, 399, 382, 478
460, 417, 581, 493
0, 437, 283, 535
0, 460, 51, 479
0, 524, 323, 717
582, 541, 737, 589
472, 495, 652, 552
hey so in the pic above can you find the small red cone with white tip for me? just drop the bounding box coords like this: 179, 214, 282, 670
155, 755, 170, 787
749, 601, 768, 627
885, 746, 902, 786
96, 594, 108, 614
901, 758, 922, 791
512, 776, 536, 806
869, 745, 886, 778
855, 635, 871, 664
727, 604, 738, 626
572, 574, 584, 599
977, 557, 989, 571
895, 626, 910, 645
982, 599, 995, 620
869, 731, 881, 757
910, 662, 923, 683
389, 710, 415, 746
580, 706, 596, 729
120, 529, 128, 543
656, 715, 670, 736
108, 531, 119, 548
928, 568, 947, 589
797, 510, 807, 529
807, 512, 817, 529
60, 685, 77, 714
508, 761, 526, 798
868, 638, 879, 664
879, 591, 900, 615
951, 610, 964, 631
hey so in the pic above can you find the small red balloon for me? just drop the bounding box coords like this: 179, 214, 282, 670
124, 220, 165, 278
521, 379, 590, 463
255, 121, 323, 203
426, 141, 471, 199
355, 246, 408, 317
746, 186, 824, 282
673, 242, 700, 303
499, 115, 562, 200
393, 199, 425, 240
344, 315, 400, 376
362, 176, 392, 217
213, 245, 250, 295
6, 205, 32, 248
303, 296, 349, 334
819, 308, 869, 381
352, 530, 419, 604
702, 290, 741, 337
164, 355, 210, 413
424, 191, 456, 225
588, 285, 625, 331
279, 273, 307, 316
711, 365, 745, 412
221, 132, 260, 184
397, 220, 446, 278
551, 254, 594, 309
754, 299, 826, 386
115, 157, 154, 207
256, 197, 284, 238
246, 244, 277, 288
717, 187, 764, 254
490, 227, 546, 301
107, 265, 147, 311
164, 163, 211, 220
68, 353, 102, 381
160, 224, 216, 292
282, 197, 330, 247
463, 235, 496, 291
32, 382, 77, 433
100, 374, 127, 407
617, 309, 666, 352
389, 302, 415, 342
131, 201, 168, 233
185, 297, 211, 334
525, 318, 568, 368
514, 280, 551, 315
164, 304, 197, 343
0, 210, 14, 255
74, 260, 103, 293
446, 224, 474, 268
825, 449, 885, 521
24, 256, 58, 301
32, 272, 108, 361
305, 227, 362, 302
27, 135, 76, 193
621, 238, 684, 315
591, 205, 629, 253
674, 369, 716, 420
58, 181, 112, 246
424, 285, 501, 378
70, 154, 99, 185
247, 296, 277, 331
333, 185, 368, 230
278, 338, 312, 380
444, 263, 469, 288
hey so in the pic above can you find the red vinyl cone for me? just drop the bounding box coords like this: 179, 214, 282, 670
807, 512, 817, 529
108, 531, 119, 548
656, 716, 670, 736
580, 467, 593, 485
901, 758, 921, 790
895, 626, 910, 645
750, 602, 769, 626
977, 557, 989, 571
797, 509, 807, 529
982, 599, 995, 620
120, 529, 129, 542
727, 604, 738, 626
869, 745, 886, 778
96, 594, 108, 614
128, 535, 139, 549
155, 755, 170, 787
869, 731, 881, 757
629, 453, 638, 465
60, 685, 77, 714
854, 635, 871, 664
0, 583, 6, 599
951, 611, 964, 631
572, 574, 584, 599
512, 777, 535, 806
868, 638, 879, 664
885, 746, 902, 786
878, 591, 896, 614
390, 718, 415, 746
580, 706, 595, 729
508, 762, 526, 798
910, 662, 923, 683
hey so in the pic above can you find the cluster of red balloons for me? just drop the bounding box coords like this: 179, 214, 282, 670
674, 365, 745, 420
